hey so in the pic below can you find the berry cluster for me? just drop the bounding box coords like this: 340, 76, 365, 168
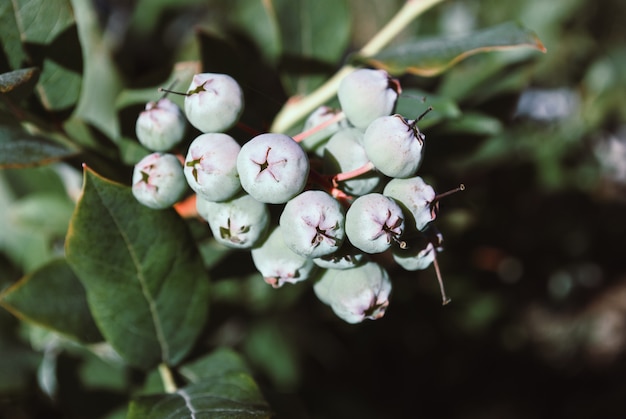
131, 69, 463, 324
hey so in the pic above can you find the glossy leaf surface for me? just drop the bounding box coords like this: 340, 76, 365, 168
361, 21, 546, 76
0, 126, 77, 169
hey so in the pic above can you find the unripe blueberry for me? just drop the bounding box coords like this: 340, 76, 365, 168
323, 127, 382, 196
237, 133, 309, 204
337, 68, 400, 130
300, 106, 346, 156
344, 193, 405, 254
135, 98, 186, 151
383, 176, 436, 232
392, 229, 451, 305
363, 114, 425, 178
313, 242, 367, 270
184, 133, 241, 202
313, 261, 392, 324
132, 152, 187, 209
184, 73, 244, 133
279, 190, 346, 258
251, 226, 317, 288
393, 240, 436, 271
196, 193, 270, 249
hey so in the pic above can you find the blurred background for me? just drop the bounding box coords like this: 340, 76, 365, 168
2, 0, 626, 418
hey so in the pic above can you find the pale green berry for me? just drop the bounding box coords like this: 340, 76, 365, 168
184, 73, 244, 133
344, 193, 405, 254
300, 106, 347, 156
237, 133, 309, 204
251, 226, 317, 288
312, 243, 367, 270
196, 193, 270, 249
135, 98, 186, 151
363, 114, 425, 178
323, 127, 382, 196
313, 261, 391, 324
279, 190, 346, 258
393, 240, 436, 271
132, 152, 187, 209
184, 133, 241, 202
383, 176, 436, 232
337, 68, 400, 129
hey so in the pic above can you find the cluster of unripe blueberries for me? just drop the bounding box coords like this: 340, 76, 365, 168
131, 69, 463, 324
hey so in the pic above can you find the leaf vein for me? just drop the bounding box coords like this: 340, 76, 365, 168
177, 389, 197, 419
99, 187, 171, 363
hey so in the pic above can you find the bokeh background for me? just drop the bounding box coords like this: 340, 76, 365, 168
2, 0, 626, 418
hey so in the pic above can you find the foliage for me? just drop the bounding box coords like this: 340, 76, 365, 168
1, 0, 625, 418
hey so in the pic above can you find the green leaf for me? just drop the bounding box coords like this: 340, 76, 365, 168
439, 112, 503, 136
0, 167, 72, 272
436, 48, 538, 102
115, 61, 200, 111
70, 0, 123, 140
179, 347, 253, 384
9, 192, 75, 236
243, 321, 300, 390
0, 258, 103, 343
1, 0, 82, 113
8, 0, 75, 44
227, 0, 282, 62
65, 167, 209, 370
0, 67, 40, 101
0, 126, 78, 169
128, 370, 272, 418
37, 58, 82, 111
0, 2, 27, 70
273, 0, 351, 94
395, 88, 461, 129
0, 339, 40, 394
361, 21, 547, 77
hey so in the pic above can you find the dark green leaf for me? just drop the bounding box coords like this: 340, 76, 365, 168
65, 167, 209, 370
9, 0, 75, 44
436, 48, 537, 102
273, 0, 351, 94
128, 373, 272, 419
180, 347, 253, 384
361, 21, 547, 77
37, 58, 82, 111
438, 112, 503, 136
227, 0, 281, 62
0, 2, 27, 70
0, 67, 40, 101
0, 258, 103, 343
243, 321, 300, 390
1, 0, 82, 112
0, 339, 40, 394
0, 126, 78, 169
395, 88, 461, 129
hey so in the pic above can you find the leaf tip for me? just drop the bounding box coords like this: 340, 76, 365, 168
534, 36, 547, 53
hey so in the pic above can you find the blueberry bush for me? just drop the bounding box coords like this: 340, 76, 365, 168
2, 0, 626, 418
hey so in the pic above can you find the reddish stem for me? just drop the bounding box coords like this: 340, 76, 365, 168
332, 161, 376, 187
307, 168, 354, 207
432, 253, 451, 306
292, 111, 345, 143
433, 184, 465, 202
